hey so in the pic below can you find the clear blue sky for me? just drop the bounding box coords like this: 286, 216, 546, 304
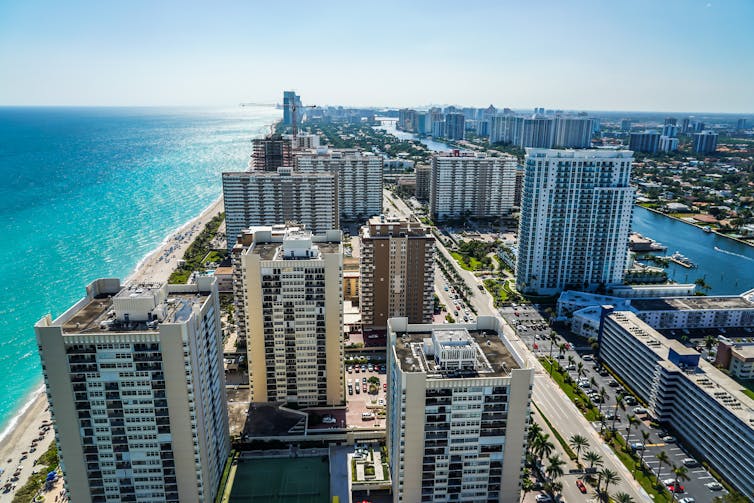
1, 0, 752, 112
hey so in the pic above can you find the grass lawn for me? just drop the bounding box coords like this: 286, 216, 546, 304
741, 387, 754, 400
451, 252, 483, 271
540, 358, 603, 422
202, 250, 226, 265
483, 279, 509, 306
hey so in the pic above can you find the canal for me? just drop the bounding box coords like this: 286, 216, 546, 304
374, 117, 454, 152
632, 206, 754, 295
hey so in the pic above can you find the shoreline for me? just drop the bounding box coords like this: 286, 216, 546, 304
637, 205, 754, 249
0, 195, 226, 499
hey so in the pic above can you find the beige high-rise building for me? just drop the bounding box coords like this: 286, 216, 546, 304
35, 277, 230, 503
387, 317, 533, 503
360, 216, 435, 330
237, 225, 344, 406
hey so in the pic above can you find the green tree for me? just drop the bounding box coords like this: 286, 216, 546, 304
569, 434, 589, 464
655, 451, 670, 488
520, 475, 534, 503
599, 468, 620, 502
624, 414, 639, 448
532, 433, 555, 467
546, 455, 566, 482
613, 492, 634, 503
671, 465, 690, 498
584, 450, 603, 471
637, 430, 651, 470
704, 335, 718, 353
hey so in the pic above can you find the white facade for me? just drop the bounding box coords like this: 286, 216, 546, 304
430, 154, 517, 221
516, 149, 635, 295
599, 309, 754, 498
387, 317, 533, 503
222, 168, 338, 248
659, 135, 679, 152
295, 149, 383, 221
35, 279, 230, 503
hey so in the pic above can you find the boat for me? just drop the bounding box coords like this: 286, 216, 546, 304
668, 251, 697, 269
703, 226, 712, 233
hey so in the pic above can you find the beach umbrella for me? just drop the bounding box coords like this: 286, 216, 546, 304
46, 471, 56, 480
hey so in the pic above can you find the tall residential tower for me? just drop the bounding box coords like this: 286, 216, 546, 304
359, 216, 435, 330
516, 149, 635, 295
35, 278, 230, 503
387, 317, 532, 503
237, 226, 344, 406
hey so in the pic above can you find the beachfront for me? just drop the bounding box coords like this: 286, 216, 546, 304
0, 196, 225, 501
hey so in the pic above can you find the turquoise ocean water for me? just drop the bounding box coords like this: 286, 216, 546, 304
0, 106, 279, 438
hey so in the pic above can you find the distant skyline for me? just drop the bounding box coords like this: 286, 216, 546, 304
1, 0, 753, 113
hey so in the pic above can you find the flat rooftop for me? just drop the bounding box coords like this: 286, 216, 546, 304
61, 285, 208, 335
608, 311, 754, 425
393, 329, 519, 378
631, 296, 754, 311
250, 242, 340, 260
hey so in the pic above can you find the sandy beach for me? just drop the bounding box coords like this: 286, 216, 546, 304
0, 195, 226, 501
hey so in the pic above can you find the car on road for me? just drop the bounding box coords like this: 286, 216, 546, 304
575, 480, 587, 493
704, 482, 723, 491
661, 436, 676, 443
679, 498, 695, 503
633, 407, 648, 415
535, 495, 552, 503
582, 354, 594, 361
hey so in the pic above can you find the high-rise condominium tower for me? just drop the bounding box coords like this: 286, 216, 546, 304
222, 167, 338, 248
35, 278, 230, 503
387, 317, 532, 503
516, 149, 635, 295
237, 226, 344, 406
430, 153, 517, 222
359, 216, 435, 330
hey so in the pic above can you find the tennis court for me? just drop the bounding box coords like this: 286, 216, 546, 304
229, 456, 330, 503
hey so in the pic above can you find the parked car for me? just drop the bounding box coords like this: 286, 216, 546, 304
633, 407, 648, 415
704, 482, 723, 491
582, 355, 594, 361
679, 498, 695, 503
322, 415, 336, 424
536, 495, 553, 503
662, 436, 676, 443
668, 484, 685, 494
630, 442, 645, 451
682, 458, 699, 468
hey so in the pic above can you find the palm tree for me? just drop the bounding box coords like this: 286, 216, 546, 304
583, 450, 603, 472
599, 468, 620, 502
577, 361, 585, 379
704, 335, 717, 353
671, 465, 690, 500
520, 474, 534, 503
558, 342, 567, 359
613, 492, 635, 503
598, 387, 608, 416
638, 430, 651, 471
655, 450, 670, 487
527, 422, 543, 446
546, 455, 566, 482
625, 414, 638, 447
567, 354, 575, 368
532, 433, 555, 467
547, 332, 559, 373
569, 434, 589, 463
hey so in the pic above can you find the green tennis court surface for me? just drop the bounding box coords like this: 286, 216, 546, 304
229, 456, 330, 503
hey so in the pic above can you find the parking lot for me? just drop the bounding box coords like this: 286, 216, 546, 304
503, 304, 729, 503
344, 362, 387, 427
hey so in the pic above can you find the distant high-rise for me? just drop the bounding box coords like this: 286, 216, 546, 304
664, 117, 678, 126
237, 226, 344, 406
386, 317, 533, 503
681, 117, 691, 134
415, 164, 431, 201
691, 120, 705, 133
628, 130, 660, 153
295, 149, 383, 222
36, 278, 230, 503
222, 168, 338, 247
250, 134, 293, 171
519, 116, 554, 148
693, 131, 719, 154
444, 112, 466, 140
398, 109, 418, 132
737, 118, 748, 131
553, 116, 593, 148
283, 91, 302, 126
430, 153, 517, 222
516, 149, 635, 295
360, 216, 435, 330
659, 135, 679, 152
620, 119, 632, 131
661, 124, 678, 138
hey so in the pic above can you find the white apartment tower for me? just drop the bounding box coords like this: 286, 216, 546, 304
387, 317, 533, 503
222, 167, 338, 248
238, 226, 344, 406
35, 278, 230, 503
295, 149, 383, 221
516, 149, 635, 295
430, 153, 517, 222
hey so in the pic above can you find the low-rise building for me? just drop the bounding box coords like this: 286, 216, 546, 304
598, 308, 754, 498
